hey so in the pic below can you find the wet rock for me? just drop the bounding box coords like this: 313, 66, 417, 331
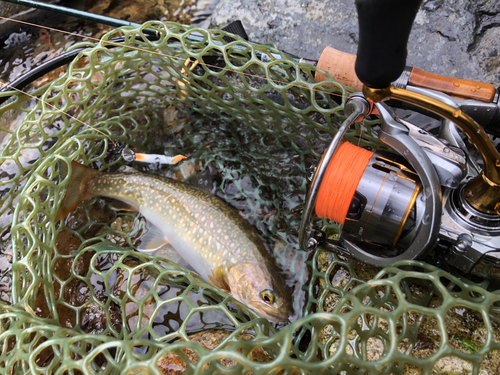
211, 0, 500, 85
0, 2, 43, 19
81, 302, 107, 334
313, 251, 500, 373
474, 27, 500, 85
85, 0, 207, 25
110, 258, 157, 334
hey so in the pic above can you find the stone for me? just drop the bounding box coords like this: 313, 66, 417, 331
210, 0, 500, 86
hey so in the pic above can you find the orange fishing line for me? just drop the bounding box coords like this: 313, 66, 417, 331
315, 142, 373, 224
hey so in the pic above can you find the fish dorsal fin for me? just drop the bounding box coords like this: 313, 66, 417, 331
208, 265, 231, 293
117, 165, 139, 173
137, 221, 169, 253
183, 167, 214, 193
108, 199, 138, 212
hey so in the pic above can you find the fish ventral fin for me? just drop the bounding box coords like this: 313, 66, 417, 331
108, 199, 138, 212
137, 221, 170, 253
55, 161, 100, 221
208, 265, 231, 293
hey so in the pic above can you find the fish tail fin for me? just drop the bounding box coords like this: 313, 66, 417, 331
55, 161, 100, 221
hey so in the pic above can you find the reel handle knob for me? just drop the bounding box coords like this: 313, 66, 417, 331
355, 0, 422, 89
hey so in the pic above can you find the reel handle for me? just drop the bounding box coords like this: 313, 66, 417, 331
354, 0, 422, 89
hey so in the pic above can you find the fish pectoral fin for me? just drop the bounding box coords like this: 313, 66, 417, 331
208, 266, 231, 293
137, 222, 169, 252
108, 199, 138, 212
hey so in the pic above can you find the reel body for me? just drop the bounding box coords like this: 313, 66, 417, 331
341, 149, 421, 252
300, 89, 500, 279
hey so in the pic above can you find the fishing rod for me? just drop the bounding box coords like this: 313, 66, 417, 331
0, 0, 320, 106
0, 1, 316, 77
0, 0, 295, 59
2, 0, 500, 137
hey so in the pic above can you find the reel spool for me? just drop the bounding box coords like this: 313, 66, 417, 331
315, 141, 421, 253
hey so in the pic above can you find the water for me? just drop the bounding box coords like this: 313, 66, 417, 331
0, 0, 311, 338
0, 0, 220, 85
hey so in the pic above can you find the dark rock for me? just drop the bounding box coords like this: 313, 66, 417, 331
211, 0, 359, 59
211, 0, 500, 86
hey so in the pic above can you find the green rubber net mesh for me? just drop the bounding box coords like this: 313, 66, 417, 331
0, 21, 500, 374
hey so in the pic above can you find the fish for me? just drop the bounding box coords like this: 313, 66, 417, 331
55, 161, 292, 323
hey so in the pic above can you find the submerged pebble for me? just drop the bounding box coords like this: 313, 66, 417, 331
314, 250, 500, 374
155, 329, 274, 374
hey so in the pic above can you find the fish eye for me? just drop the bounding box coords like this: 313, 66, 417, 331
260, 289, 275, 305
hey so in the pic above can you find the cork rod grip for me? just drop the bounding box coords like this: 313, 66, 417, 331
315, 47, 363, 91
315, 47, 497, 103
409, 67, 496, 102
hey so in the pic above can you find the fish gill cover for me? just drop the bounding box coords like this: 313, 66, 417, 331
0, 21, 499, 374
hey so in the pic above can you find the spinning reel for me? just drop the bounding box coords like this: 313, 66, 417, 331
299, 0, 500, 279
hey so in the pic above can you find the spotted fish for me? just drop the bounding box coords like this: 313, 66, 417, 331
56, 161, 292, 323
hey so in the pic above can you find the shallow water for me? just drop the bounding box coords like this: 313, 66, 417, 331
0, 0, 219, 85
0, 2, 312, 334
1, 0, 292, 332
61, 106, 313, 324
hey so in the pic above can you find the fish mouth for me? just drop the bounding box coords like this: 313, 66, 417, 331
255, 301, 292, 324
270, 316, 290, 324
259, 310, 290, 324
